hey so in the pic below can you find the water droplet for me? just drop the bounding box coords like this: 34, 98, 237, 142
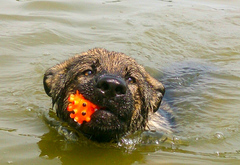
214, 132, 224, 140
26, 107, 32, 111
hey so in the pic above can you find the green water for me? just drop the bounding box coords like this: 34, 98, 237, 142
0, 0, 240, 164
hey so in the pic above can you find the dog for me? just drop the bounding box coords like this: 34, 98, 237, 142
43, 48, 172, 142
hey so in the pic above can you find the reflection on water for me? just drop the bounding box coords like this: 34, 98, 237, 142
38, 130, 144, 165
0, 0, 240, 164
39, 111, 181, 165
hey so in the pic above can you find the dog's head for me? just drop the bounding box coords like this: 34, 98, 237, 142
43, 48, 165, 142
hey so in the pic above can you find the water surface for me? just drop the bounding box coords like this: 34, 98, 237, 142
0, 0, 240, 164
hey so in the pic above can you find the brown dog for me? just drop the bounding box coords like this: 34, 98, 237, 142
43, 48, 171, 142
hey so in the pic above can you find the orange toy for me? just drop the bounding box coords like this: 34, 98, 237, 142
67, 90, 99, 124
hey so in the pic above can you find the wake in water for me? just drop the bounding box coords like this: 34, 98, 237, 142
41, 109, 181, 150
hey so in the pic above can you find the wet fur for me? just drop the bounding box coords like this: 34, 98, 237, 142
43, 48, 171, 142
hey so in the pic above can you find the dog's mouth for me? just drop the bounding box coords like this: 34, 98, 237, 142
67, 90, 132, 141
84, 104, 122, 127
79, 106, 126, 142
90, 106, 118, 121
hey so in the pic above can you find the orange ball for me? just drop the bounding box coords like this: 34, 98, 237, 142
67, 90, 99, 124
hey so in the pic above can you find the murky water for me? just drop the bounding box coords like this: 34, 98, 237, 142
1, 0, 240, 164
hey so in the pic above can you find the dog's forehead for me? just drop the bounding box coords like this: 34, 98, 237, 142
100, 53, 136, 72
82, 48, 139, 74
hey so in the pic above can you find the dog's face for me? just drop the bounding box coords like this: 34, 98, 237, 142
43, 48, 165, 142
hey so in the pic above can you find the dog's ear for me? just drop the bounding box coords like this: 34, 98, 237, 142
43, 69, 53, 97
139, 66, 165, 113
43, 54, 91, 99
146, 73, 165, 112
43, 62, 68, 98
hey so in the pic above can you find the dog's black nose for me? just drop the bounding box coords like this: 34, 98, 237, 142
96, 75, 127, 97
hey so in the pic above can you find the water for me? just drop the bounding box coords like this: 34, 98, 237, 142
0, 0, 240, 164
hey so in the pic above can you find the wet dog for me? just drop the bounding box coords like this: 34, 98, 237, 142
43, 48, 171, 142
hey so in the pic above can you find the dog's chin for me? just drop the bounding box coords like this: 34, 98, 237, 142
79, 110, 127, 142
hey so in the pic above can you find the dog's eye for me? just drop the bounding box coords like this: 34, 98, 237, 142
126, 77, 136, 84
83, 70, 93, 76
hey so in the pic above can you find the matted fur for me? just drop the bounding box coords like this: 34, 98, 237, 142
43, 48, 170, 142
